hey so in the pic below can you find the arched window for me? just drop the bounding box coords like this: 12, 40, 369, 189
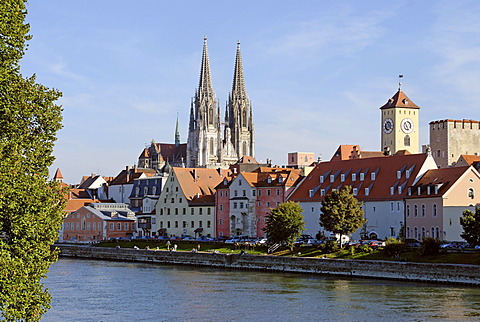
435, 227, 440, 239
421, 227, 426, 238
406, 227, 410, 238
414, 227, 418, 239
243, 141, 247, 156
414, 205, 418, 217
431, 227, 435, 238
404, 135, 410, 146
208, 108, 213, 125
242, 109, 247, 127
421, 204, 426, 217
433, 204, 437, 217
468, 188, 475, 199
406, 205, 410, 217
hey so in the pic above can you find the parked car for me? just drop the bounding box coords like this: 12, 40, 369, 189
183, 236, 196, 241
368, 240, 385, 248
404, 239, 421, 247
196, 236, 214, 241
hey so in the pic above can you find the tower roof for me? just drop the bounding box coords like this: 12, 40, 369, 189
231, 41, 247, 98
53, 168, 64, 182
380, 90, 419, 109
197, 36, 214, 97
175, 113, 180, 147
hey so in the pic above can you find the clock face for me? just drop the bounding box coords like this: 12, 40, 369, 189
383, 118, 394, 134
401, 118, 414, 134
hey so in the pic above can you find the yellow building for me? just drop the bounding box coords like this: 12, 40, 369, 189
380, 90, 420, 154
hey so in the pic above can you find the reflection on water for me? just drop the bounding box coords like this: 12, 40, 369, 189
43, 258, 480, 321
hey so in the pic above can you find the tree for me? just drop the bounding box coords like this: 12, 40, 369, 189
264, 201, 305, 251
320, 186, 365, 247
0, 1, 65, 320
460, 208, 480, 246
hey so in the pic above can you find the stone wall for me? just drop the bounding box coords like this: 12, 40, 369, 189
56, 245, 480, 285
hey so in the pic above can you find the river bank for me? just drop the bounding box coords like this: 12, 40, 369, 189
56, 244, 480, 285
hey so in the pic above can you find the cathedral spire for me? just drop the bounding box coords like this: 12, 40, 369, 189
175, 112, 180, 147
231, 40, 247, 98
198, 36, 214, 98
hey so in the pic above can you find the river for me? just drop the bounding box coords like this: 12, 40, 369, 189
42, 258, 480, 321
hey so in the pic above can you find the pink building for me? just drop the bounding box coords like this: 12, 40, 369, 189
215, 167, 302, 238
288, 152, 315, 167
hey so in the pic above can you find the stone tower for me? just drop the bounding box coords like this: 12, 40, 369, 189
380, 89, 420, 154
187, 38, 254, 168
226, 41, 255, 160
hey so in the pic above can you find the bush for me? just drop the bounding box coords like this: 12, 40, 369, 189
359, 245, 373, 253
383, 237, 404, 257
420, 237, 441, 256
319, 240, 339, 253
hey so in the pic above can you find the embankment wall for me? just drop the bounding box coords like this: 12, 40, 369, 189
56, 245, 480, 285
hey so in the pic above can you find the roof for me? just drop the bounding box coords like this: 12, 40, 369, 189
457, 155, 480, 166
379, 90, 419, 110
172, 167, 229, 203
79, 203, 136, 221
78, 175, 105, 189
138, 143, 187, 162
406, 166, 471, 198
330, 145, 385, 162
110, 166, 157, 186
288, 153, 433, 202
216, 168, 302, 190
53, 168, 63, 180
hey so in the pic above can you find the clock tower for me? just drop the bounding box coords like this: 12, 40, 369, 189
380, 89, 420, 154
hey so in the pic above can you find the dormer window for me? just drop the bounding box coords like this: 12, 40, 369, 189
360, 173, 365, 181
330, 175, 334, 183
371, 172, 376, 180
365, 188, 369, 196
398, 186, 402, 194
390, 187, 394, 195
352, 173, 356, 181
267, 177, 272, 184
352, 188, 358, 196
417, 187, 421, 195
397, 171, 401, 179
403, 99, 409, 105
406, 170, 411, 179
320, 189, 325, 196
279, 176, 284, 183
309, 189, 314, 198
320, 176, 324, 183
340, 174, 345, 182
427, 186, 431, 195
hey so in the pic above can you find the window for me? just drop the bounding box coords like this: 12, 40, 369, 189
234, 190, 238, 197
175, 221, 178, 228
404, 135, 410, 146
239, 179, 242, 186
220, 205, 223, 211
258, 190, 261, 196
390, 202, 394, 212
183, 221, 187, 228
267, 202, 270, 207
219, 219, 223, 225
191, 221, 194, 228
267, 190, 271, 196
468, 188, 475, 199
309, 190, 314, 198
406, 170, 410, 179
330, 175, 334, 183
117, 223, 121, 231
160, 209, 164, 215
321, 189, 326, 196
240, 202, 244, 209
171, 198, 174, 203
167, 221, 171, 228
252, 190, 256, 196
360, 173, 365, 181
179, 198, 183, 203
414, 205, 418, 217
390, 187, 394, 195
276, 189, 280, 196
226, 191, 229, 197
243, 190, 246, 196
109, 223, 114, 230
406, 205, 410, 217
167, 208, 171, 215
207, 221, 211, 228
371, 172, 376, 180
207, 208, 211, 215
233, 202, 238, 209
433, 204, 437, 217
199, 221, 203, 228
340, 174, 345, 182
124, 223, 129, 230
199, 208, 203, 215
87, 222, 91, 231
398, 186, 402, 194
320, 176, 324, 183
414, 227, 418, 239
175, 208, 178, 215
352, 188, 357, 196
397, 202, 400, 211
220, 191, 223, 197
352, 173, 356, 181
191, 208, 194, 215
397, 171, 401, 179
407, 227, 410, 238
435, 227, 440, 239
183, 208, 186, 215
365, 188, 369, 196
421, 227, 426, 238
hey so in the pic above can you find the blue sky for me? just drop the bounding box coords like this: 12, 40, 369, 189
22, 1, 480, 184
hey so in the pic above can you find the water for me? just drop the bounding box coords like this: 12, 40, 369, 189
43, 258, 480, 321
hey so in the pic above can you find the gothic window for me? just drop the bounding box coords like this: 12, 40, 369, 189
243, 141, 247, 156
242, 109, 247, 127
404, 135, 410, 146
208, 108, 213, 125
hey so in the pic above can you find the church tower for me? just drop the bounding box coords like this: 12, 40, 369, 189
187, 37, 222, 167
225, 41, 255, 160
380, 85, 420, 154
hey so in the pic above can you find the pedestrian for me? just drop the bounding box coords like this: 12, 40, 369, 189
173, 244, 177, 251
166, 240, 171, 251
197, 243, 201, 252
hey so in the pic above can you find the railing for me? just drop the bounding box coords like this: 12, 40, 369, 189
268, 243, 281, 253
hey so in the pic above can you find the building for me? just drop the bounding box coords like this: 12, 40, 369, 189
108, 166, 157, 203
129, 174, 167, 237
288, 152, 315, 168
137, 117, 187, 171
215, 167, 302, 238
429, 119, 480, 168
405, 165, 480, 242
288, 152, 437, 240
329, 145, 385, 162
77, 174, 111, 200
63, 203, 136, 242
155, 167, 229, 238
380, 89, 420, 154
187, 38, 254, 168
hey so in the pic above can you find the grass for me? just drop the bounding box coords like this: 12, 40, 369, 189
91, 240, 480, 265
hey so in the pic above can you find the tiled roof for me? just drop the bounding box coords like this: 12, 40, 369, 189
406, 166, 470, 198
238, 156, 258, 164
110, 166, 157, 185
379, 90, 419, 110
330, 145, 385, 162
140, 143, 187, 162
53, 168, 63, 180
458, 155, 480, 166
288, 153, 432, 202
173, 167, 229, 202
215, 168, 302, 189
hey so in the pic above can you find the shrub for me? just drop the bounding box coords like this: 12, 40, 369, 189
420, 237, 441, 256
383, 237, 404, 257
319, 240, 339, 253
359, 245, 373, 253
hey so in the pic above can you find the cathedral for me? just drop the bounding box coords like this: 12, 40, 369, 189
187, 37, 255, 168
139, 38, 255, 171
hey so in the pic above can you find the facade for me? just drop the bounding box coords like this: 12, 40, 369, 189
215, 167, 302, 238
380, 90, 420, 154
288, 152, 315, 168
405, 166, 480, 242
329, 145, 385, 162
77, 174, 110, 200
187, 38, 254, 168
155, 167, 229, 238
429, 119, 480, 168
63, 203, 136, 242
288, 153, 437, 240
129, 175, 167, 237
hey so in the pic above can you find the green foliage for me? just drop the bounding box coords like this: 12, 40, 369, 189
0, 1, 64, 320
264, 201, 305, 251
320, 186, 365, 247
460, 209, 480, 246
318, 240, 339, 254
359, 245, 373, 253
419, 237, 441, 256
383, 237, 404, 257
